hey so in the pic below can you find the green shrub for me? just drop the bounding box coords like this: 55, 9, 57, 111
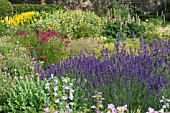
12, 4, 63, 14
0, 23, 15, 36
0, 0, 13, 19
0, 36, 38, 78
146, 18, 164, 26
0, 77, 49, 112
102, 20, 145, 43
12, 29, 70, 66
31, 10, 105, 39
74, 23, 96, 38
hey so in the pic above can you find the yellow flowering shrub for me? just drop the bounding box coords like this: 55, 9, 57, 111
156, 24, 170, 40
32, 10, 105, 39
0, 11, 39, 25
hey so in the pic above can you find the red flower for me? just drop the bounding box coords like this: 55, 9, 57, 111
65, 40, 71, 43
36, 47, 40, 50
41, 56, 47, 59
25, 45, 30, 49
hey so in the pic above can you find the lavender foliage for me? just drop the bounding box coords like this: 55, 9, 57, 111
35, 37, 170, 111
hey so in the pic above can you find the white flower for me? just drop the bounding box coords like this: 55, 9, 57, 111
99, 104, 103, 108
158, 108, 164, 113
52, 92, 58, 96
69, 88, 74, 93
45, 83, 50, 89
163, 105, 167, 109
64, 85, 70, 90
165, 103, 169, 107
69, 93, 74, 100
60, 102, 64, 105
14, 69, 17, 72
91, 106, 96, 109
160, 99, 164, 103
53, 86, 58, 91
92, 95, 97, 98
54, 99, 60, 103
69, 102, 74, 106
51, 74, 54, 78
53, 79, 58, 84
62, 95, 68, 100
166, 99, 170, 102
65, 104, 70, 109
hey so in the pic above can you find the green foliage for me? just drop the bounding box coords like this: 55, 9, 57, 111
0, 36, 38, 78
0, 77, 49, 112
107, 2, 128, 21
32, 10, 105, 39
67, 37, 103, 56
74, 23, 96, 38
12, 4, 63, 14
0, 23, 15, 36
127, 21, 145, 37
147, 18, 164, 26
103, 20, 145, 43
0, 0, 13, 19
12, 29, 70, 66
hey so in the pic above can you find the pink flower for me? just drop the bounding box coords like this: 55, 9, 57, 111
53, 110, 59, 113
95, 110, 101, 113
148, 107, 155, 113
108, 104, 115, 110
43, 107, 50, 113
123, 105, 127, 111
147, 107, 159, 113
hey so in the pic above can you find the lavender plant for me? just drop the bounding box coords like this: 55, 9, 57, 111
35, 36, 170, 112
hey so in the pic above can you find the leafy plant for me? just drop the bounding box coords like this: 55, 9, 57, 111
0, 77, 49, 112
13, 29, 70, 66
32, 10, 105, 39
12, 4, 63, 15
0, 36, 38, 78
0, 0, 13, 19
147, 18, 164, 26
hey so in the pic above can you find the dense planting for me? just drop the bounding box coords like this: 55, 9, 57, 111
0, 1, 170, 113
35, 37, 170, 112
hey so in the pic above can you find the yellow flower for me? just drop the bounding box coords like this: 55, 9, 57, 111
0, 11, 39, 26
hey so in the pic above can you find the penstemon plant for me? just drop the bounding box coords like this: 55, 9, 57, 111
43, 75, 76, 113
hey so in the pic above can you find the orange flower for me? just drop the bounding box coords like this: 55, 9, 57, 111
41, 56, 47, 59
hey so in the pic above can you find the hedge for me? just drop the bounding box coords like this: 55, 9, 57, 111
12, 4, 64, 14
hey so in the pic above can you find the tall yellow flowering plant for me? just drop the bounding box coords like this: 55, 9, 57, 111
0, 11, 39, 25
